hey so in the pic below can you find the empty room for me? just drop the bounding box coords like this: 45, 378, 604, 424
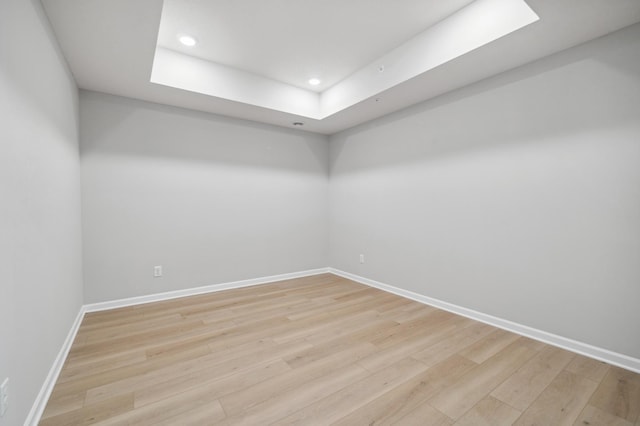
2, 0, 640, 424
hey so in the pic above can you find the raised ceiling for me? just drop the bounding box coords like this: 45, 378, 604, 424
151, 0, 539, 121
156, 0, 476, 92
42, 0, 640, 134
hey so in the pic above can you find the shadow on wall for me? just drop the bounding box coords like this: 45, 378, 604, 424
329, 23, 640, 173
80, 91, 329, 175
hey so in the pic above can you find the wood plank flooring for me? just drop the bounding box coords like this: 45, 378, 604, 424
40, 274, 640, 425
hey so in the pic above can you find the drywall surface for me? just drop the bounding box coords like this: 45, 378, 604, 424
80, 92, 329, 303
0, 0, 83, 424
329, 24, 640, 359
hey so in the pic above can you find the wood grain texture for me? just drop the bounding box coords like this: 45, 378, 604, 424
589, 367, 640, 422
459, 328, 520, 364
40, 273, 640, 425
566, 354, 611, 382
455, 396, 521, 426
393, 403, 454, 425
491, 345, 575, 410
574, 405, 634, 426
514, 370, 598, 426
429, 338, 538, 420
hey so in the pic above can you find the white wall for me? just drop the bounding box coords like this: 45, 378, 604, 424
329, 24, 640, 359
0, 0, 83, 424
2, 6, 638, 421
80, 92, 329, 303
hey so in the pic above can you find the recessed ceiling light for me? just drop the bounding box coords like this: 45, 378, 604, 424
178, 34, 197, 47
308, 78, 321, 86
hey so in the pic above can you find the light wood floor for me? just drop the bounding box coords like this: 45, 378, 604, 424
41, 274, 640, 425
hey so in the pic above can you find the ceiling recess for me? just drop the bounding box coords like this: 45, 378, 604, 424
40, 0, 640, 134
151, 0, 539, 120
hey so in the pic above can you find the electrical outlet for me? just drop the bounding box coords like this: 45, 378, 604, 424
154, 265, 162, 277
1, 378, 8, 417
359, 254, 365, 264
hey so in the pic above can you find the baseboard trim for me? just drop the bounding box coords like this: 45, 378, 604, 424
83, 268, 330, 313
25, 305, 86, 426
329, 268, 640, 374
27, 267, 329, 425
27, 266, 640, 425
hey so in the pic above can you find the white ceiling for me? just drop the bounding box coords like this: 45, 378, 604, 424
157, 0, 475, 92
41, 0, 640, 135
150, 0, 539, 121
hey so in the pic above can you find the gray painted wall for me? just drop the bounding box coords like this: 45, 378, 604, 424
3, 5, 640, 421
0, 0, 83, 424
329, 24, 640, 359
80, 92, 330, 303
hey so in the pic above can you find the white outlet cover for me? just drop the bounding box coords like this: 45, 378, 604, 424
0, 378, 8, 417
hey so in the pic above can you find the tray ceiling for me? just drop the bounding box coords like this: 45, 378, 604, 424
41, 0, 640, 134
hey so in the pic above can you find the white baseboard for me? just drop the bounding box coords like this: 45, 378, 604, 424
27, 265, 640, 425
329, 268, 640, 374
25, 306, 86, 426
84, 267, 330, 313
26, 267, 329, 425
